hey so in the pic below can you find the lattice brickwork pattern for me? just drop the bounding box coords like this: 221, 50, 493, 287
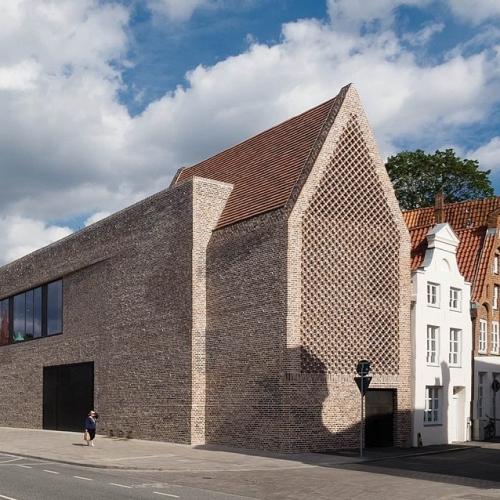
300, 115, 400, 375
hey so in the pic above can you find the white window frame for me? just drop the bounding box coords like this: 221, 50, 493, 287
479, 320, 487, 353
494, 286, 499, 310
449, 287, 461, 311
424, 386, 441, 425
478, 372, 486, 418
426, 325, 439, 365
494, 255, 499, 274
427, 282, 440, 308
449, 328, 461, 366
493, 321, 499, 354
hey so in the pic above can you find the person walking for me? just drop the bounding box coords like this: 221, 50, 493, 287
84, 410, 98, 447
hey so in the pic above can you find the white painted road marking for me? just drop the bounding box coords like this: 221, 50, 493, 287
109, 483, 132, 489
0, 458, 22, 464
73, 476, 93, 481
43, 470, 59, 474
0, 493, 18, 500
153, 493, 180, 498
14, 465, 31, 469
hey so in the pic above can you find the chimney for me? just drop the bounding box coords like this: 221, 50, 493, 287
434, 192, 445, 224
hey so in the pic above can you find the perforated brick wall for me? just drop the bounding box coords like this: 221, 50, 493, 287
300, 115, 400, 375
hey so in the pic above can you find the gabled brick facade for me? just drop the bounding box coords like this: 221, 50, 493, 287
405, 197, 500, 439
0, 85, 411, 452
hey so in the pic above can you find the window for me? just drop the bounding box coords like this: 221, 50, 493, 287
426, 325, 439, 365
449, 288, 461, 311
479, 320, 487, 353
493, 322, 499, 354
494, 255, 499, 274
0, 299, 9, 347
12, 287, 43, 343
427, 282, 440, 307
478, 372, 486, 418
47, 280, 63, 336
494, 286, 499, 310
449, 328, 461, 366
424, 386, 441, 424
0, 279, 63, 346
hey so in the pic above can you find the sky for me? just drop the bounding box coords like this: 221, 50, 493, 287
0, 0, 499, 264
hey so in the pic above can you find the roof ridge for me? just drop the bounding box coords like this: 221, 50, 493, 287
284, 83, 351, 209
404, 195, 500, 214
175, 95, 341, 185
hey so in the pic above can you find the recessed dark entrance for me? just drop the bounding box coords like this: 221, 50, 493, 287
43, 362, 94, 432
365, 389, 395, 447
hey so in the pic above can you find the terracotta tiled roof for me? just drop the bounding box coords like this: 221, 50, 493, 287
404, 197, 500, 231
173, 87, 348, 228
473, 232, 495, 301
405, 197, 500, 301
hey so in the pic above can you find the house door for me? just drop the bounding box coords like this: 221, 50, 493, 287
43, 362, 94, 432
365, 389, 395, 447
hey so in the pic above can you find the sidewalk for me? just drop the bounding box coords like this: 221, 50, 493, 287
0, 427, 472, 472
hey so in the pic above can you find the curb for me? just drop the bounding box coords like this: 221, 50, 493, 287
356, 446, 476, 464
0, 445, 475, 471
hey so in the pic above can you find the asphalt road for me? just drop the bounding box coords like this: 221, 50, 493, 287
2, 447, 500, 499
0, 453, 252, 500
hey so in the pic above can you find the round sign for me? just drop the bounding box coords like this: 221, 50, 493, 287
356, 359, 371, 376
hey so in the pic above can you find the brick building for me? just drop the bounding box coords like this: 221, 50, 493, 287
0, 84, 412, 452
405, 196, 500, 440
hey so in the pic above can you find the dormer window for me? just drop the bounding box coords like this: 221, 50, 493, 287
427, 282, 440, 307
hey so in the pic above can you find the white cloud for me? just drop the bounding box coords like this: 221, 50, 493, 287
147, 0, 213, 21
467, 137, 500, 171
0, 0, 499, 265
84, 211, 112, 227
0, 216, 72, 265
402, 22, 445, 46
0, 60, 40, 91
448, 0, 500, 25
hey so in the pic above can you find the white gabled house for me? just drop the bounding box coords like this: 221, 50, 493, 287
411, 222, 472, 446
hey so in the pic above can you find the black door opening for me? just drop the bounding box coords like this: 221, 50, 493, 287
43, 362, 94, 432
365, 389, 395, 447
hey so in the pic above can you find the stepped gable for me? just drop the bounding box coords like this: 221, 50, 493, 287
405, 197, 500, 301
173, 86, 349, 228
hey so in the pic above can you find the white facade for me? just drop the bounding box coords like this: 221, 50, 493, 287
473, 357, 500, 439
411, 223, 472, 446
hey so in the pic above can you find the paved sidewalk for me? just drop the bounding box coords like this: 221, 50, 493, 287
0, 427, 471, 472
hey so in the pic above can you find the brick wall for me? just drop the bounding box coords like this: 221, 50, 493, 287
204, 210, 288, 450
0, 178, 229, 443
284, 86, 412, 451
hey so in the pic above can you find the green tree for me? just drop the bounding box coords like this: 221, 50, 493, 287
385, 149, 494, 210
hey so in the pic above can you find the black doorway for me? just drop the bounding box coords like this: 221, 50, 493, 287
43, 362, 94, 432
365, 389, 395, 447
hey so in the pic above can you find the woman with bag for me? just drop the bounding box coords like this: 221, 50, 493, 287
84, 410, 98, 447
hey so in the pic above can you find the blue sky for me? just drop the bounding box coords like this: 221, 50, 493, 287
0, 0, 499, 263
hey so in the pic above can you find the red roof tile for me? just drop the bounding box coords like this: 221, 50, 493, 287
173, 87, 348, 228
404, 197, 500, 231
405, 197, 500, 301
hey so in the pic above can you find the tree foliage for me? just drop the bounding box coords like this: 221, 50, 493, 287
385, 149, 494, 210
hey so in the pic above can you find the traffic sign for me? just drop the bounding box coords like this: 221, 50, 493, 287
355, 376, 372, 396
356, 360, 371, 376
